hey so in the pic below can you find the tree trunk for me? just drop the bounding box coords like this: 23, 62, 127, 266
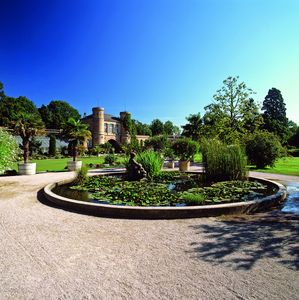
23, 138, 30, 164
73, 140, 77, 162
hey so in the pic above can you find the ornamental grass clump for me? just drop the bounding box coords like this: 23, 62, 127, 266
135, 150, 163, 178
202, 138, 247, 182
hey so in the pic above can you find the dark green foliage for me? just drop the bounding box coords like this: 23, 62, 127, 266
262, 88, 288, 142
144, 135, 170, 152
0, 95, 41, 126
49, 134, 56, 156
181, 180, 269, 204
13, 113, 45, 163
132, 120, 152, 136
150, 119, 164, 136
135, 151, 163, 178
122, 113, 135, 134
104, 153, 116, 165
172, 138, 199, 161
181, 113, 203, 141
245, 131, 282, 168
164, 120, 180, 135
38, 100, 80, 129
62, 118, 91, 161
288, 127, 299, 148
201, 138, 247, 181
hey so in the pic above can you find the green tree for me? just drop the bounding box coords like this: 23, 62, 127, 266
49, 134, 56, 156
144, 135, 170, 152
245, 131, 282, 168
150, 119, 164, 136
38, 100, 80, 129
262, 88, 288, 142
0, 95, 40, 126
181, 113, 203, 141
164, 120, 179, 135
13, 113, 45, 163
132, 120, 152, 136
62, 118, 91, 161
0, 128, 18, 173
203, 76, 256, 143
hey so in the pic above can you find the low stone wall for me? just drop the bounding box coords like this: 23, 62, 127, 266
43, 176, 287, 219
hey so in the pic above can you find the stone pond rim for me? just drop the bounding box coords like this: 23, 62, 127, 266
42, 174, 287, 219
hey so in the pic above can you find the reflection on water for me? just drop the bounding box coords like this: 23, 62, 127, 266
282, 182, 299, 214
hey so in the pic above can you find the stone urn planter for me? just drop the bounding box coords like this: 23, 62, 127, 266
18, 163, 36, 175
67, 160, 82, 171
179, 160, 190, 172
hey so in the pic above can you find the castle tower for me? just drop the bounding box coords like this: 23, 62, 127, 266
120, 111, 131, 144
92, 107, 105, 146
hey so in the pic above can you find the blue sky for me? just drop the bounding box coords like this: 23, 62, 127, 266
0, 0, 298, 127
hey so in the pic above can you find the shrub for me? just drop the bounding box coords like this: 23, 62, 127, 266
201, 138, 247, 181
0, 128, 18, 173
144, 135, 170, 152
74, 164, 89, 185
48, 134, 56, 156
135, 150, 163, 178
245, 131, 282, 168
172, 138, 198, 161
104, 153, 116, 165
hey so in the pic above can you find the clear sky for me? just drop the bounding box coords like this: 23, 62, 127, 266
1, 0, 298, 127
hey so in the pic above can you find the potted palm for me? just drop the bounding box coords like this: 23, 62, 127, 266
172, 138, 198, 171
62, 118, 91, 171
13, 113, 45, 175
164, 147, 176, 168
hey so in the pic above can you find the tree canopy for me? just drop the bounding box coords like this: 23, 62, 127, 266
203, 76, 259, 143
181, 113, 203, 141
0, 95, 40, 126
150, 119, 164, 136
38, 100, 80, 129
262, 88, 289, 142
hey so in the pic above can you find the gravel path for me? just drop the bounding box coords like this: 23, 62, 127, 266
0, 171, 298, 300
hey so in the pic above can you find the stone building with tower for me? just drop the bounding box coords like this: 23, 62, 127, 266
82, 107, 149, 148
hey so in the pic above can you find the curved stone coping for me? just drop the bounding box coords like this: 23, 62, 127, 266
43, 175, 287, 219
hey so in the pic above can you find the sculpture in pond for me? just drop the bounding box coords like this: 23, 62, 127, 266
126, 152, 147, 181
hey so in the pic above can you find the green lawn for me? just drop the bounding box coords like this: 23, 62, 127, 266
251, 156, 299, 176
12, 156, 127, 172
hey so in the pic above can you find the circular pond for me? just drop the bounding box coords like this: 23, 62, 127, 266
43, 172, 287, 219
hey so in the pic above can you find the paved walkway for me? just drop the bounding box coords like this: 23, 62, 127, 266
0, 170, 298, 299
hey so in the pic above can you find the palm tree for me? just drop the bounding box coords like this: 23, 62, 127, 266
13, 113, 45, 163
62, 118, 91, 161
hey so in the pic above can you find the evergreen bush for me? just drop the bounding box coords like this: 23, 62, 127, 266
245, 131, 282, 168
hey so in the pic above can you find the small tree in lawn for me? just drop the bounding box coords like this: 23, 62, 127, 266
13, 113, 45, 164
48, 134, 56, 156
62, 118, 91, 162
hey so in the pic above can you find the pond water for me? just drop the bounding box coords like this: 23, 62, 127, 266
281, 182, 299, 214
52, 174, 277, 207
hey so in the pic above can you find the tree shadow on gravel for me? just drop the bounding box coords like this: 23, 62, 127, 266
188, 212, 299, 271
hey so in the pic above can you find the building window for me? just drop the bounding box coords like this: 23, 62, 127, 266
109, 124, 114, 134
104, 123, 108, 133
